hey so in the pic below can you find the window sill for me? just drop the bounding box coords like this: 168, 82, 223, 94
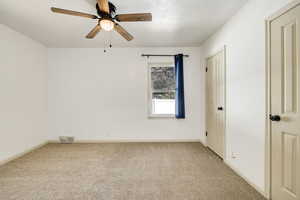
148, 114, 175, 119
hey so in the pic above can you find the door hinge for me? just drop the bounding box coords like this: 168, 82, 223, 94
206, 131, 208, 137
206, 67, 208, 72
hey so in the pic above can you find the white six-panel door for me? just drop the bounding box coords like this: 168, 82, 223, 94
206, 49, 225, 158
270, 4, 300, 200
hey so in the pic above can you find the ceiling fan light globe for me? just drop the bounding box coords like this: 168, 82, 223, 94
100, 19, 114, 31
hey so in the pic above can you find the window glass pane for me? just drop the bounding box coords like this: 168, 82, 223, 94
151, 67, 175, 91
152, 99, 175, 115
152, 92, 175, 115
149, 64, 175, 116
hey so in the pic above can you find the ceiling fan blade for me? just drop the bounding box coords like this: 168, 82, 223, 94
97, 0, 110, 14
115, 13, 152, 22
86, 25, 101, 39
51, 7, 98, 19
114, 23, 134, 41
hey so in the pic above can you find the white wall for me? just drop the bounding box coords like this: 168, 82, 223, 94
48, 47, 204, 142
200, 0, 294, 195
0, 24, 48, 163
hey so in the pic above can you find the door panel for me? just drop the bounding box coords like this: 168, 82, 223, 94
282, 21, 298, 114
206, 50, 225, 158
270, 4, 300, 200
282, 132, 297, 195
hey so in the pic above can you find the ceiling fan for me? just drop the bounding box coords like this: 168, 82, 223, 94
51, 0, 152, 41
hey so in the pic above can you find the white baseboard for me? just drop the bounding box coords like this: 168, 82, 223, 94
48, 138, 202, 144
224, 160, 268, 199
0, 141, 49, 166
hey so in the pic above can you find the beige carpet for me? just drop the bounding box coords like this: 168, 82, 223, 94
0, 143, 265, 200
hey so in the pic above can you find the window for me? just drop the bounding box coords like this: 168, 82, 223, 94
148, 63, 175, 117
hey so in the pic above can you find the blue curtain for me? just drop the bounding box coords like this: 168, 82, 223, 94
175, 54, 185, 119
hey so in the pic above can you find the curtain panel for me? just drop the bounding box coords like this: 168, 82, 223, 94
175, 54, 185, 119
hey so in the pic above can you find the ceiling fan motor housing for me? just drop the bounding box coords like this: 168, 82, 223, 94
96, 1, 116, 18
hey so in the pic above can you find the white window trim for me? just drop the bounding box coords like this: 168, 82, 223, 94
147, 62, 175, 118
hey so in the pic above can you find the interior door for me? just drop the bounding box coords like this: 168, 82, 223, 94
206, 49, 225, 158
270, 4, 300, 200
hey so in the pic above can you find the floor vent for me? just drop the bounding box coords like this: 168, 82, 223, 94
59, 136, 75, 144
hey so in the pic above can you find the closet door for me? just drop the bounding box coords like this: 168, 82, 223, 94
206, 49, 226, 158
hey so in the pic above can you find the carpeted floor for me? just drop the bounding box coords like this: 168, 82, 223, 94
0, 143, 266, 200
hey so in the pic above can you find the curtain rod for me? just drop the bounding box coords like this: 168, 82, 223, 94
141, 54, 189, 58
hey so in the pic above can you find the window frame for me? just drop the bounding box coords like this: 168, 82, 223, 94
147, 62, 176, 118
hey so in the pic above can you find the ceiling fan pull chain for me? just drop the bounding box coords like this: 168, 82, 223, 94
109, 31, 112, 48
103, 39, 107, 53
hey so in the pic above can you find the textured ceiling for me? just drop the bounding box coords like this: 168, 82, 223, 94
0, 0, 248, 47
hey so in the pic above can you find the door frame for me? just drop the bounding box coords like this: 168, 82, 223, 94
265, 1, 300, 198
205, 46, 227, 159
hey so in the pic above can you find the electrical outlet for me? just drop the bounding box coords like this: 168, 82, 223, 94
231, 152, 237, 159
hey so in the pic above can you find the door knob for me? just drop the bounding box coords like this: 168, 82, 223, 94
218, 107, 223, 111
270, 115, 281, 122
